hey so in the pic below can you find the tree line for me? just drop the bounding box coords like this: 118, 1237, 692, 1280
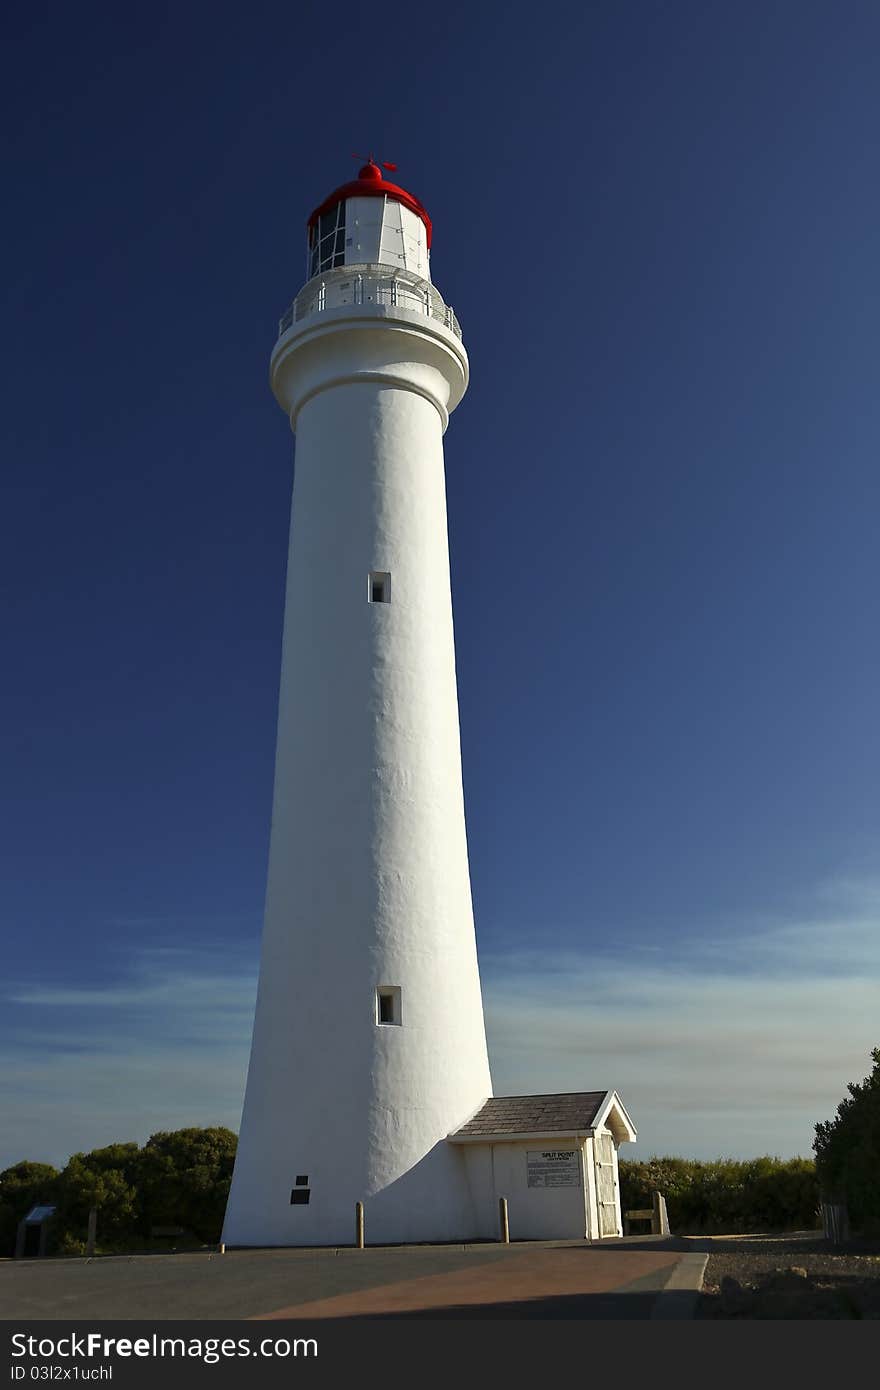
618, 1155, 818, 1233
0, 1127, 236, 1256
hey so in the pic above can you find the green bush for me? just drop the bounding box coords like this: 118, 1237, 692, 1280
137, 1128, 237, 1244
618, 1155, 819, 1233
54, 1144, 141, 1250
814, 1047, 880, 1234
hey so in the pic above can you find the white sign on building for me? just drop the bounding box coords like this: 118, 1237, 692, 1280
526, 1150, 581, 1189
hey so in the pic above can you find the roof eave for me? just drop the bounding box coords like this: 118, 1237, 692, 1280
448, 1129, 589, 1145
591, 1089, 638, 1143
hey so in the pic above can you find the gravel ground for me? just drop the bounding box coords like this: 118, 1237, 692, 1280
691, 1230, 880, 1319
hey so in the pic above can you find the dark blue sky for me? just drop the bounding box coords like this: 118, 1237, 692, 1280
3, 1, 879, 1164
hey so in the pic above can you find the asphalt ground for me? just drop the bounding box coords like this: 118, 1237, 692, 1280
0, 1238, 705, 1321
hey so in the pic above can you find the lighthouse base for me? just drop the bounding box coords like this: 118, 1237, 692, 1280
222, 1137, 482, 1249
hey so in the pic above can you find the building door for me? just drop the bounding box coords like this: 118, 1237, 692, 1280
594, 1133, 618, 1236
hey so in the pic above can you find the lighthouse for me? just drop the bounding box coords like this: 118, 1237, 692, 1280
222, 160, 494, 1246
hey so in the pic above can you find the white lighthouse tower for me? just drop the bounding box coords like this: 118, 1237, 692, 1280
222, 160, 494, 1246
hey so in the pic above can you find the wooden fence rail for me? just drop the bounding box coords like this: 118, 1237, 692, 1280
623, 1190, 670, 1236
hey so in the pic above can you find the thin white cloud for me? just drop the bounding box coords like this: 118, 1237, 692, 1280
0, 949, 257, 1169
481, 894, 880, 1159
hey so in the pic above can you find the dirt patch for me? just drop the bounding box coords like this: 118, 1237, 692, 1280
692, 1231, 880, 1319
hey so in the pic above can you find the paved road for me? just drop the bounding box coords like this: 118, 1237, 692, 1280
1, 1239, 703, 1321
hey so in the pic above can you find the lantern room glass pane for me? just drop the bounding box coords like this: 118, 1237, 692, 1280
309, 204, 346, 276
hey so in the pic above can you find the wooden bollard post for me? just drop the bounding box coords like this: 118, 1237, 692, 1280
498, 1196, 510, 1244
651, 1190, 670, 1236
355, 1201, 365, 1249
86, 1207, 97, 1258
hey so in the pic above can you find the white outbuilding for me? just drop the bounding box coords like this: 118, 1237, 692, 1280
449, 1091, 637, 1241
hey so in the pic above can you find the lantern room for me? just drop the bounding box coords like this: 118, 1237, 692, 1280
306, 161, 433, 283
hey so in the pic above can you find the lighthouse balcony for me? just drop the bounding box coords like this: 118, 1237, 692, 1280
278, 266, 462, 341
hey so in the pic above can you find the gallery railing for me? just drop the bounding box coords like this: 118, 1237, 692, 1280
278, 267, 462, 339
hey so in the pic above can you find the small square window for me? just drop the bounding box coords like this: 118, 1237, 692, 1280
376, 986, 402, 1026
295, 1175, 309, 1187
368, 571, 390, 604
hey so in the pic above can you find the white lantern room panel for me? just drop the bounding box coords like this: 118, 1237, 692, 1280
378, 201, 405, 272
344, 196, 383, 265
344, 197, 430, 279
400, 205, 429, 278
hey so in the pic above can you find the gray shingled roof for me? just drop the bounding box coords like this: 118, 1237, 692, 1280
452, 1092, 607, 1138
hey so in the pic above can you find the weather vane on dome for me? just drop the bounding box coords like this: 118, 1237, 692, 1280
351, 152, 398, 172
